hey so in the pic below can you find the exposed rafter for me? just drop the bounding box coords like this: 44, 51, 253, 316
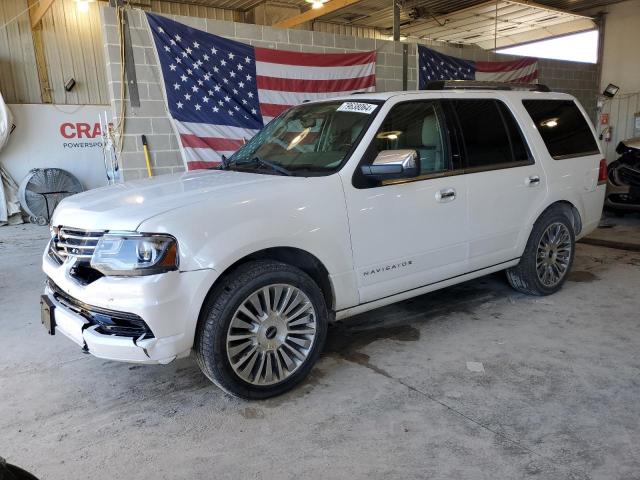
29, 0, 56, 28
27, 0, 53, 103
273, 0, 364, 29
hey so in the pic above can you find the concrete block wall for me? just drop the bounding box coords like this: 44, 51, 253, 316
100, 6, 422, 180
100, 6, 601, 181
538, 59, 600, 121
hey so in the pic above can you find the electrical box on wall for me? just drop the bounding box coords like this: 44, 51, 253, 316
634, 112, 640, 137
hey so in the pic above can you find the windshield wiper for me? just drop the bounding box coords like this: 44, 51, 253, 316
208, 155, 229, 170
234, 157, 292, 176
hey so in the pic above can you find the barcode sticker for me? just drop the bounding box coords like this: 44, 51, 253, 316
337, 102, 378, 114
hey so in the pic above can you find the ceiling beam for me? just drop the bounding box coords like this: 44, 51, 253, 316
273, 0, 363, 29
30, 0, 56, 28
27, 0, 53, 103
392, 0, 400, 40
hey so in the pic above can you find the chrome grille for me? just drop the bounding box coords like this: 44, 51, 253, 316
52, 227, 105, 262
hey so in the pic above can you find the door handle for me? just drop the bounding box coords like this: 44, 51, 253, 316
436, 188, 456, 202
526, 175, 541, 186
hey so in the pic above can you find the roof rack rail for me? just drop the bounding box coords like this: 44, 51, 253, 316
425, 80, 551, 92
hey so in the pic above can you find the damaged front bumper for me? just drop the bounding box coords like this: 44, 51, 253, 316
42, 252, 217, 365
43, 281, 185, 364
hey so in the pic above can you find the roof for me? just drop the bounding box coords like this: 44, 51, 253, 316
306, 88, 576, 103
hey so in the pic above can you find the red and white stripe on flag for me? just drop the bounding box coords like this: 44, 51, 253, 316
475, 57, 538, 84
179, 48, 376, 170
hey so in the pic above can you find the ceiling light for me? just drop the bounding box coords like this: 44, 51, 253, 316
376, 131, 403, 140
540, 118, 559, 128
306, 0, 327, 9
287, 128, 311, 150
75, 0, 94, 13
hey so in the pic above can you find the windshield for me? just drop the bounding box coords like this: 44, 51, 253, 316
227, 100, 379, 175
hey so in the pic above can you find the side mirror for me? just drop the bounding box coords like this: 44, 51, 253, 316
361, 150, 420, 181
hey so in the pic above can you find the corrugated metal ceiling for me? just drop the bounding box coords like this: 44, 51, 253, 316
317, 0, 586, 29
396, 1, 593, 43
162, 0, 621, 14
156, 0, 622, 40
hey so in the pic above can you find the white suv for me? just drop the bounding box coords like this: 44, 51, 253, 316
41, 83, 607, 399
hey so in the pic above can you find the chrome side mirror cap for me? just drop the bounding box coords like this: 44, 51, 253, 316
361, 150, 421, 181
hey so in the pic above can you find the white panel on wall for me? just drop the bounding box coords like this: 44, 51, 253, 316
599, 92, 640, 162
0, 104, 115, 189
0, 0, 41, 103
40, 0, 109, 105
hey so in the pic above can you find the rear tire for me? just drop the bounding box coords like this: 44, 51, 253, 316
506, 207, 575, 296
195, 260, 328, 399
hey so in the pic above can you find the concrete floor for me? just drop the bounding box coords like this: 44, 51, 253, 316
1, 223, 640, 480
584, 212, 640, 251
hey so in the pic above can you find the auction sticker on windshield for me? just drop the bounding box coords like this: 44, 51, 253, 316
337, 102, 378, 114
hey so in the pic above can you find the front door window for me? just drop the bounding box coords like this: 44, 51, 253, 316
373, 101, 450, 176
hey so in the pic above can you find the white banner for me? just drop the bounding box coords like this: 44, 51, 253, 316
0, 104, 114, 191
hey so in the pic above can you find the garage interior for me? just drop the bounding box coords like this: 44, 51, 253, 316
1, 0, 640, 478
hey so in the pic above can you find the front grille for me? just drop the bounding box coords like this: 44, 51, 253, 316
47, 279, 154, 339
608, 193, 640, 205
52, 226, 105, 262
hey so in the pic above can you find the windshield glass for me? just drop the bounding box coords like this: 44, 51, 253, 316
227, 100, 379, 175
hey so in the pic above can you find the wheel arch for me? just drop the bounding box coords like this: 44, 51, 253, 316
517, 199, 583, 259
539, 200, 583, 236
199, 247, 335, 321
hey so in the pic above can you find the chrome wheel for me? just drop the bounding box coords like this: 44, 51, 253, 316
226, 284, 317, 386
536, 222, 572, 287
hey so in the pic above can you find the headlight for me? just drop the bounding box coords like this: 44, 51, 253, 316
90, 233, 178, 276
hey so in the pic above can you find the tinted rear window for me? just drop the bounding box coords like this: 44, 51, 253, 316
451, 99, 529, 169
497, 101, 529, 163
522, 100, 599, 159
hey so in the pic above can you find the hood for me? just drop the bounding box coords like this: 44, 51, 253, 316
51, 170, 279, 231
618, 137, 640, 153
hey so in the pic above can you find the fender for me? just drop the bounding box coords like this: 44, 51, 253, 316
138, 173, 360, 312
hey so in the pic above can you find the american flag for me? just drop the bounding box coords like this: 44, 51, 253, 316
418, 45, 538, 89
147, 13, 376, 171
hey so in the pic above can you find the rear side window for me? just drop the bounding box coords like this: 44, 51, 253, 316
522, 100, 599, 159
497, 102, 529, 163
450, 99, 529, 170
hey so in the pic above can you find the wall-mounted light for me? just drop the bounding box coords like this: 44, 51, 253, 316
603, 83, 620, 98
65, 78, 76, 92
75, 0, 95, 13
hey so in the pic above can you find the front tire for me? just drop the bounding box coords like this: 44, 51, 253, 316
195, 260, 328, 399
506, 207, 575, 296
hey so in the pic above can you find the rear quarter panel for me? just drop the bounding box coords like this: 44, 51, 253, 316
503, 92, 604, 250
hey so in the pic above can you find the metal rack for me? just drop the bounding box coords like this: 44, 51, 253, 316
425, 80, 551, 92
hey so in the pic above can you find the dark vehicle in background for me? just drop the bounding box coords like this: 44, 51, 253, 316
605, 137, 640, 213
